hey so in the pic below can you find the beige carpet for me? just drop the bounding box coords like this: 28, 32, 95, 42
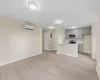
0, 51, 98, 80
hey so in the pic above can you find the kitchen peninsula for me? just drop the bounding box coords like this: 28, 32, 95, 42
57, 43, 78, 57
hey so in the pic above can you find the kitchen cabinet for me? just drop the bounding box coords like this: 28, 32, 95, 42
82, 27, 91, 35
66, 29, 82, 39
65, 27, 91, 39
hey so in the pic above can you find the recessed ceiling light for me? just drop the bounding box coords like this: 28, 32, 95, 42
71, 26, 76, 29
28, 1, 38, 10
54, 20, 64, 24
48, 26, 55, 29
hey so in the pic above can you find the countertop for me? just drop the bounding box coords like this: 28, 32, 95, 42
59, 43, 79, 45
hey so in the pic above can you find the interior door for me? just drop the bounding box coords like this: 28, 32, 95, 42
43, 31, 48, 50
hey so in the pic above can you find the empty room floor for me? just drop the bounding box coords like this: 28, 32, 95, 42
0, 52, 98, 80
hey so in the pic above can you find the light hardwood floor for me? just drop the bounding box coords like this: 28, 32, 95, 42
0, 51, 99, 80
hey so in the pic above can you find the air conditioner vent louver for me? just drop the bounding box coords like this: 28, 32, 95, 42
24, 22, 36, 30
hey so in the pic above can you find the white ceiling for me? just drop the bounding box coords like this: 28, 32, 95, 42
0, 0, 99, 29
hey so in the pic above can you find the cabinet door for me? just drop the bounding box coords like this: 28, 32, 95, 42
82, 27, 91, 35
71, 29, 82, 38
66, 29, 82, 39
74, 29, 82, 38
66, 30, 71, 38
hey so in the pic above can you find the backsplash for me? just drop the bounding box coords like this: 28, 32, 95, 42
65, 39, 83, 44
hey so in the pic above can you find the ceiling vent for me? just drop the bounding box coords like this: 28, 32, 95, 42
24, 22, 36, 30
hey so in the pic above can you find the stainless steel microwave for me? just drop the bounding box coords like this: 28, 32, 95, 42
69, 34, 75, 38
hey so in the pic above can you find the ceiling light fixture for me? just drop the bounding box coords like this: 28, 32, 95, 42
48, 26, 55, 29
28, 1, 38, 10
54, 20, 64, 24
71, 26, 76, 29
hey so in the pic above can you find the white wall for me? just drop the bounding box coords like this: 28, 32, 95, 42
92, 25, 98, 59
0, 16, 42, 66
43, 29, 58, 50
58, 28, 65, 44
92, 13, 100, 80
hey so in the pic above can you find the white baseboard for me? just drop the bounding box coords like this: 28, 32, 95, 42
0, 52, 42, 67
92, 54, 97, 59
82, 51, 91, 54
92, 56, 97, 59
44, 49, 55, 51
57, 52, 78, 57
96, 66, 100, 80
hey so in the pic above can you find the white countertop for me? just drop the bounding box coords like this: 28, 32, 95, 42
59, 43, 79, 45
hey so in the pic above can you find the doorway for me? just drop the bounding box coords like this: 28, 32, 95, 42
42, 29, 57, 53
43, 30, 49, 50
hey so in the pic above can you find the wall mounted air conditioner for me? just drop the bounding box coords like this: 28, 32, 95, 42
24, 22, 36, 30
